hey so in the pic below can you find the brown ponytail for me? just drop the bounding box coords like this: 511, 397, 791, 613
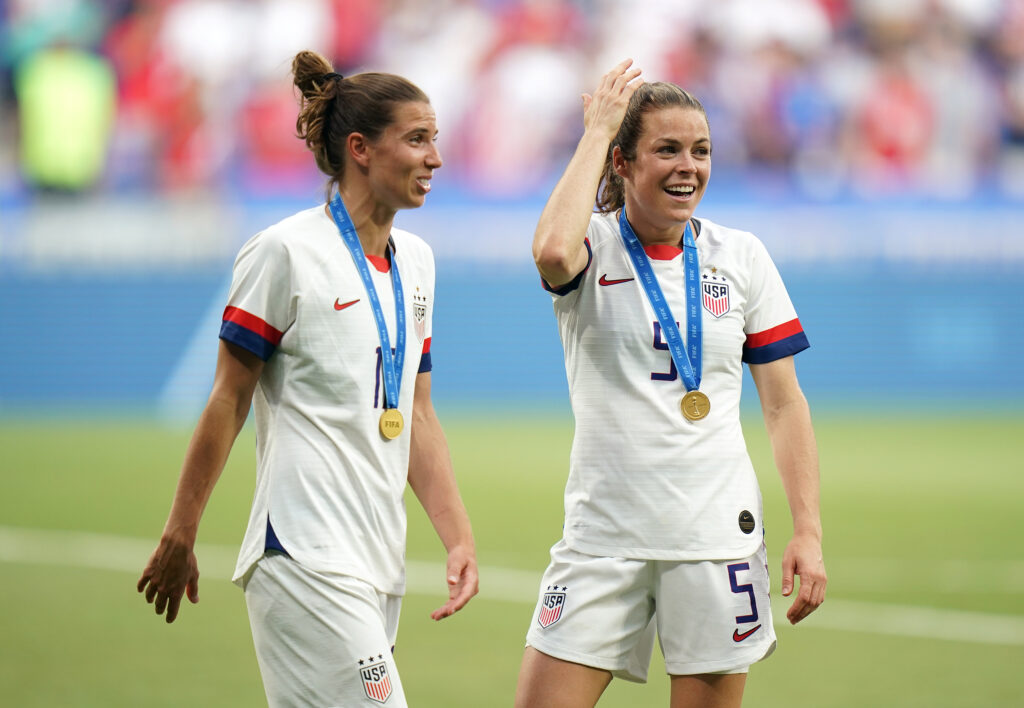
291, 50, 430, 198
596, 82, 709, 213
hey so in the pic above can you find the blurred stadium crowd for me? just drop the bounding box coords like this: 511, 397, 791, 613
2, 0, 1024, 201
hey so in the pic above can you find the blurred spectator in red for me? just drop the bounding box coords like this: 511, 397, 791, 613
372, 0, 497, 193
458, 0, 588, 194
813, 0, 854, 29
836, 0, 935, 195
234, 0, 336, 194
590, 1, 702, 94
847, 45, 933, 192
325, 0, 382, 71
103, 0, 184, 189
479, 0, 586, 67
237, 75, 319, 195
109, 0, 334, 192
909, 4, 1000, 198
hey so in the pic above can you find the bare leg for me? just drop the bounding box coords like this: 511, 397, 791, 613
670, 673, 747, 708
514, 647, 613, 708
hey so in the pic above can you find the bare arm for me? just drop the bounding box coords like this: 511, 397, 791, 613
532, 59, 642, 288
407, 371, 478, 620
137, 340, 264, 622
749, 356, 826, 624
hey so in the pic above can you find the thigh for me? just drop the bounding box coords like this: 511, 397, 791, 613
525, 540, 656, 683
670, 673, 747, 708
655, 544, 776, 676
244, 553, 407, 708
514, 646, 612, 708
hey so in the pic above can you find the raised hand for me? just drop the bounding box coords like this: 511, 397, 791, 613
581, 58, 643, 139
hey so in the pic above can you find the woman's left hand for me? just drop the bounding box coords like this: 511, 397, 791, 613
781, 531, 827, 624
430, 544, 479, 620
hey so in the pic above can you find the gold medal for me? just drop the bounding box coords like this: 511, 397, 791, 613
379, 408, 404, 439
680, 391, 710, 421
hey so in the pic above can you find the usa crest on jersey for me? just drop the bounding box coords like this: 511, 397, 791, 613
702, 280, 730, 318
538, 586, 567, 628
359, 658, 393, 704
413, 289, 427, 342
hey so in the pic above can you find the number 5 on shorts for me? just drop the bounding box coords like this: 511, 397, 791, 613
727, 562, 758, 624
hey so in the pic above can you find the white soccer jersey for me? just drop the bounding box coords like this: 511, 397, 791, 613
220, 205, 435, 596
546, 211, 808, 561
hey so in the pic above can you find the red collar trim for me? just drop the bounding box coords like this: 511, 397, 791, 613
366, 254, 390, 273
643, 244, 683, 260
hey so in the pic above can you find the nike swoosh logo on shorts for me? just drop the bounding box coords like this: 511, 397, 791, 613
598, 274, 635, 286
732, 625, 762, 642
334, 298, 360, 311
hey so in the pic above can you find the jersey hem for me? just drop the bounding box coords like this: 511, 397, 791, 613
233, 552, 406, 597
562, 534, 763, 562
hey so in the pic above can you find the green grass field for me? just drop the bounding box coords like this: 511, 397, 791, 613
1, 413, 1022, 706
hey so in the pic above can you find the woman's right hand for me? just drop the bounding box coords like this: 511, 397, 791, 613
582, 59, 643, 140
532, 59, 642, 288
137, 533, 200, 623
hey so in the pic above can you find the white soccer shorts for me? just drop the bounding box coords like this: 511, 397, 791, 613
244, 552, 407, 707
525, 539, 777, 682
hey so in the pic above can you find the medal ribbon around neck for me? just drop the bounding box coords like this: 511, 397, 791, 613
618, 208, 702, 394
328, 194, 406, 412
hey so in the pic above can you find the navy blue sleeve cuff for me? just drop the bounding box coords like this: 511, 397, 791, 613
541, 239, 593, 296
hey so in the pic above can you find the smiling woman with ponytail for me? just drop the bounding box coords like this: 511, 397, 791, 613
138, 48, 477, 708
517, 60, 825, 708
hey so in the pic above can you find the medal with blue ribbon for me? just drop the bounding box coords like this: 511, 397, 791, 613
328, 194, 407, 439
618, 209, 710, 421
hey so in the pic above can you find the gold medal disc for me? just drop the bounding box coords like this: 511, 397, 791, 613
680, 391, 711, 421
379, 408, 404, 439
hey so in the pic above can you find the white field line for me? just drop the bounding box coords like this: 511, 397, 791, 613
2, 526, 1023, 646
815, 556, 1024, 595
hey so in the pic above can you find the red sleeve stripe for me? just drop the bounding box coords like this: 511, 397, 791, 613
222, 306, 284, 345
745, 318, 803, 349
422, 336, 431, 354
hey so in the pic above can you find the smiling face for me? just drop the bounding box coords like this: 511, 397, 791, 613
365, 100, 442, 211
613, 106, 711, 245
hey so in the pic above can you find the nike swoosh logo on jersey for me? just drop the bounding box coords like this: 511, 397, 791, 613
598, 274, 635, 286
334, 298, 360, 311
732, 625, 762, 642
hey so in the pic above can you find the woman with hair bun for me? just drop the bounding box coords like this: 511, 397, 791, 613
138, 50, 477, 707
